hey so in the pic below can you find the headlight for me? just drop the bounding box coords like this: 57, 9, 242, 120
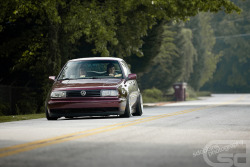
50, 91, 66, 98
101, 90, 118, 97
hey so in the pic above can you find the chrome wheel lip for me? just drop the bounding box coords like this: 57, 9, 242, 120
128, 99, 132, 116
140, 95, 143, 111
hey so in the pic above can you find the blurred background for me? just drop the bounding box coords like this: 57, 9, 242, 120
0, 0, 249, 116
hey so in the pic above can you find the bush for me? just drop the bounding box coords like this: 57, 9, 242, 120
185, 86, 197, 100
142, 86, 211, 103
185, 86, 211, 100
0, 102, 10, 116
142, 88, 163, 103
197, 91, 211, 97
15, 91, 38, 115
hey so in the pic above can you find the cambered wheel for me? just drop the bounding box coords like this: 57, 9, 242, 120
132, 94, 143, 116
120, 97, 131, 118
46, 108, 58, 120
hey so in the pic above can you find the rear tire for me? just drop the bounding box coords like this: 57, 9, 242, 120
120, 97, 131, 118
133, 94, 143, 116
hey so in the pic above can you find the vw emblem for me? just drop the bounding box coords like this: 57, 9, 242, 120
80, 90, 86, 96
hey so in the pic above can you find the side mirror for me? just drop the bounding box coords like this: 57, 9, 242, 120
49, 76, 56, 81
127, 74, 137, 80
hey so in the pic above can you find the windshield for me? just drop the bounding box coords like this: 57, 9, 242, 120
58, 60, 123, 80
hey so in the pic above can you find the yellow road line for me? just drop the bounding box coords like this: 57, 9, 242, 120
0, 95, 245, 158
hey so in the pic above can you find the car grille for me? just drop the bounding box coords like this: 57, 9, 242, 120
66, 90, 101, 97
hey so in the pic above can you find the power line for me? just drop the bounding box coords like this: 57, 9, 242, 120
216, 33, 250, 39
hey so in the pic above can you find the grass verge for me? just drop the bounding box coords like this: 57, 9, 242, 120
197, 91, 212, 97
0, 113, 45, 123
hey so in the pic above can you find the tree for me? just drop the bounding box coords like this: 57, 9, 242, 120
176, 26, 197, 82
137, 22, 197, 92
0, 0, 241, 114
139, 21, 181, 91
187, 12, 222, 91
0, 0, 241, 59
203, 0, 250, 92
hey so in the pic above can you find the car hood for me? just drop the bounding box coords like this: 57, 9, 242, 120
52, 79, 123, 90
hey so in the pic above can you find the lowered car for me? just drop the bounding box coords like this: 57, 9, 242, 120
45, 57, 143, 120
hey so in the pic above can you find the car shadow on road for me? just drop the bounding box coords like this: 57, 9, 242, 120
59, 115, 122, 121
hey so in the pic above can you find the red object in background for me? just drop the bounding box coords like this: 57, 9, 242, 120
173, 82, 187, 101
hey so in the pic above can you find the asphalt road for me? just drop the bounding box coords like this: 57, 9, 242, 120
0, 94, 250, 167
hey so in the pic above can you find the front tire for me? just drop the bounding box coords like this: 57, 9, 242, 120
46, 108, 58, 120
120, 97, 131, 118
65, 117, 74, 119
133, 94, 143, 116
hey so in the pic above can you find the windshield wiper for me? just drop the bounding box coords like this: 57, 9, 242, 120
75, 77, 100, 79
86, 77, 100, 79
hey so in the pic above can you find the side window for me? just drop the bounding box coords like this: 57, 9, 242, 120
120, 61, 131, 78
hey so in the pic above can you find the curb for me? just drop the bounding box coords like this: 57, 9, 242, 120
143, 101, 176, 107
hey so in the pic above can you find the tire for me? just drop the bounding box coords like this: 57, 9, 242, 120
132, 94, 143, 116
65, 117, 74, 119
120, 97, 131, 118
46, 108, 58, 120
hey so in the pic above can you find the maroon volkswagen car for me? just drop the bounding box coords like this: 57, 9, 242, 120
45, 57, 143, 120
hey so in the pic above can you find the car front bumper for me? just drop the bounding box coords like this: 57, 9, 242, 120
47, 97, 127, 117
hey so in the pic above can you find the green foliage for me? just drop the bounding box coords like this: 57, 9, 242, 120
142, 88, 163, 103
177, 27, 197, 82
15, 91, 38, 115
187, 12, 222, 91
0, 0, 241, 115
197, 91, 212, 97
186, 86, 197, 100
0, 102, 10, 116
138, 21, 198, 92
0, 0, 241, 59
186, 88, 211, 100
138, 12, 225, 94
139, 21, 181, 91
142, 86, 211, 103
0, 113, 45, 123
203, 0, 250, 92
126, 21, 164, 74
